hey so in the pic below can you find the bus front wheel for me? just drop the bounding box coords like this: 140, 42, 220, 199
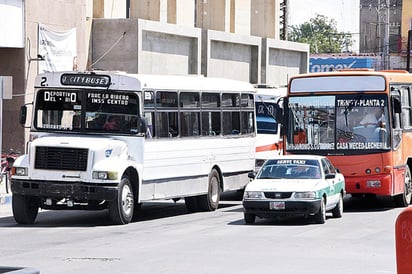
109, 176, 134, 225
12, 194, 39, 225
395, 166, 412, 207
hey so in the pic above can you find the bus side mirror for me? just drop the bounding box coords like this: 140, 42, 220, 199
140, 117, 148, 135
19, 105, 27, 125
276, 97, 285, 124
392, 95, 401, 113
275, 107, 284, 125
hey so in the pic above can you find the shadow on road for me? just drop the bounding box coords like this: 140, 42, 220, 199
0, 192, 243, 228
343, 194, 399, 212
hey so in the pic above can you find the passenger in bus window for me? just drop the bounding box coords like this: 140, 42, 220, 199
104, 115, 122, 130
88, 115, 106, 129
360, 107, 385, 127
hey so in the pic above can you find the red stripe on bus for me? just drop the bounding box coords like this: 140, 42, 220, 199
256, 141, 283, 152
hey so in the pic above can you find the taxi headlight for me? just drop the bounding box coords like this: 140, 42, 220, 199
92, 171, 118, 180
244, 191, 264, 199
294, 191, 316, 199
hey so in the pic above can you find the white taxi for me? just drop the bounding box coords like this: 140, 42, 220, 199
243, 155, 345, 224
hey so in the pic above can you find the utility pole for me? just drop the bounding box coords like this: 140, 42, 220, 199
280, 0, 288, 40
376, 0, 390, 69
407, 29, 411, 72
384, 0, 390, 69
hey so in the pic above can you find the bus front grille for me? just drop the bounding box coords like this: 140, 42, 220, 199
35, 146, 88, 171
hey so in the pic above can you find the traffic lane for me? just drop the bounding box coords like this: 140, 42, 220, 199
0, 195, 403, 274
0, 193, 402, 227
0, 196, 241, 227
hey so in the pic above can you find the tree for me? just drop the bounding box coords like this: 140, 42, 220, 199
288, 14, 352, 54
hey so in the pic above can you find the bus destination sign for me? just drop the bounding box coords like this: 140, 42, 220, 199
61, 73, 111, 88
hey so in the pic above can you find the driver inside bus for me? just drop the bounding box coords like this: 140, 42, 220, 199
360, 107, 385, 128
104, 115, 123, 130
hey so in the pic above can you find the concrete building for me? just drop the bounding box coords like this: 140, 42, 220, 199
0, 0, 309, 153
359, 0, 412, 70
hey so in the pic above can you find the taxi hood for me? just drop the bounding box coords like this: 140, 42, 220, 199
246, 178, 323, 192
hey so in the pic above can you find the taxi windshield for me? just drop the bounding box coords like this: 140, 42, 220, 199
258, 159, 321, 179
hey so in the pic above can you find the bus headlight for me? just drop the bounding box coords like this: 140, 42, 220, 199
294, 191, 316, 199
93, 171, 118, 180
244, 191, 264, 199
13, 167, 28, 176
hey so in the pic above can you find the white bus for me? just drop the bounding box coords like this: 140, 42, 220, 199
12, 72, 256, 225
254, 85, 286, 167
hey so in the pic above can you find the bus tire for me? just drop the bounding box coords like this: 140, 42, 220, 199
12, 194, 39, 225
109, 176, 134, 225
197, 169, 221, 211
184, 196, 199, 212
395, 166, 412, 207
314, 197, 326, 224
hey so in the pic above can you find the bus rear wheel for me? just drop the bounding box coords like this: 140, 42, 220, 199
184, 196, 199, 212
109, 176, 134, 225
185, 169, 221, 212
395, 166, 412, 207
12, 194, 39, 225
197, 169, 221, 211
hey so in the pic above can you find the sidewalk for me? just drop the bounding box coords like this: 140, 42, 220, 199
0, 179, 12, 218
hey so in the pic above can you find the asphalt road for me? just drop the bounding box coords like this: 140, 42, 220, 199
0, 193, 405, 274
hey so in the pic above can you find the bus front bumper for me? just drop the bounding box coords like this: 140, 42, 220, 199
10, 178, 118, 202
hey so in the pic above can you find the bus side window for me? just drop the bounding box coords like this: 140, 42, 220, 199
201, 111, 221, 136
145, 112, 155, 138
223, 111, 240, 135
201, 92, 221, 136
181, 112, 200, 137
156, 112, 179, 138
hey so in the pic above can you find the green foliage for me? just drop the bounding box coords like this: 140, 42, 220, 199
288, 14, 352, 54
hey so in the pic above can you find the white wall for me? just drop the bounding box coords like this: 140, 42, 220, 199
0, 0, 24, 48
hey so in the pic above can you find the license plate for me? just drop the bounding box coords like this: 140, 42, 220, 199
270, 201, 285, 210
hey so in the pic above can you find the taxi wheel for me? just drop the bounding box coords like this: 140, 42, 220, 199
315, 197, 326, 224
332, 193, 343, 218
244, 213, 256, 224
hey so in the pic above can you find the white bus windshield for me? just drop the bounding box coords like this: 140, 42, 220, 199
286, 94, 391, 153
34, 89, 142, 134
255, 101, 280, 135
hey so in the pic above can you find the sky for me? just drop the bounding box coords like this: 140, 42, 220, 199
288, 0, 360, 52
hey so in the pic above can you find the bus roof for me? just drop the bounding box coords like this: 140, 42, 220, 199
35, 71, 255, 92
289, 70, 412, 93
291, 69, 411, 78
